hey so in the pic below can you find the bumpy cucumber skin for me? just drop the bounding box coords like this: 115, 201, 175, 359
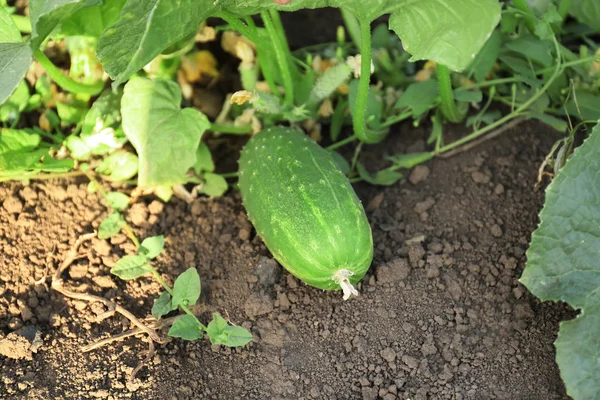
238, 127, 373, 290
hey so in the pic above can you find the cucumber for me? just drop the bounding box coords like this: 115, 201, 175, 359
238, 127, 373, 299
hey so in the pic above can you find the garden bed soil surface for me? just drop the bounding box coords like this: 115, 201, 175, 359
0, 119, 573, 400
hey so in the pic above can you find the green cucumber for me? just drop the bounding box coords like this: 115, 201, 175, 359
238, 127, 373, 299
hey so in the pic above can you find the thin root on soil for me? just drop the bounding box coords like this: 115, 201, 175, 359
48, 232, 166, 383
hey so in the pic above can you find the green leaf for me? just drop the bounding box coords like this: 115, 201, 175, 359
466, 110, 502, 128
0, 80, 31, 123
194, 142, 214, 174
56, 97, 88, 125
0, 5, 22, 42
37, 156, 74, 172
520, 122, 600, 399
569, 0, 600, 31
0, 128, 41, 154
110, 254, 152, 280
206, 313, 253, 347
97, 0, 216, 86
0, 43, 32, 105
467, 30, 502, 82
396, 80, 439, 118
527, 112, 568, 132
198, 173, 228, 197
121, 78, 209, 187
98, 212, 125, 239
0, 6, 32, 105
504, 35, 554, 67
356, 163, 403, 186
82, 88, 123, 136
0, 149, 46, 173
562, 91, 600, 122
29, 0, 100, 49
171, 268, 201, 308
139, 235, 165, 259
453, 90, 482, 103
168, 314, 203, 341
95, 151, 138, 181
104, 192, 130, 211
388, 0, 501, 71
60, 0, 126, 37
151, 292, 174, 319
386, 152, 434, 170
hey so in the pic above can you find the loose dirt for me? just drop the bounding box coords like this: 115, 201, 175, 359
0, 119, 572, 399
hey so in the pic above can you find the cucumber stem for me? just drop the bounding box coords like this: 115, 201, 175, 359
332, 269, 358, 300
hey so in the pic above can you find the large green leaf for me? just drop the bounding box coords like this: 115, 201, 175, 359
97, 0, 215, 86
0, 7, 32, 104
29, 0, 100, 49
121, 77, 209, 187
569, 0, 600, 31
0, 6, 21, 42
521, 122, 600, 399
60, 0, 126, 37
227, 0, 502, 71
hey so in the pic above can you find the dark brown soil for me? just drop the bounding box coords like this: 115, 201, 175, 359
0, 120, 572, 399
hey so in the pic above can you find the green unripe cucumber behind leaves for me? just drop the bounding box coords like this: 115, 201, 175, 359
239, 127, 373, 300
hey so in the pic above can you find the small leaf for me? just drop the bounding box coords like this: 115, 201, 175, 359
152, 292, 174, 319
357, 163, 403, 186
198, 173, 228, 197
205, 312, 228, 338
98, 212, 125, 239
95, 152, 138, 182
395, 80, 439, 118
104, 192, 130, 211
194, 142, 214, 174
206, 313, 253, 347
120, 78, 209, 186
139, 235, 165, 259
453, 90, 482, 103
224, 326, 254, 347
168, 314, 203, 341
110, 254, 152, 280
386, 152, 434, 170
171, 268, 201, 308
467, 30, 502, 82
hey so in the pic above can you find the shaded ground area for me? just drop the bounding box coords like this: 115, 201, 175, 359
0, 120, 572, 399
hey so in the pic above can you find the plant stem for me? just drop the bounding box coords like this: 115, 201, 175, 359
558, 0, 572, 20
341, 9, 362, 51
353, 18, 385, 144
326, 134, 357, 150
152, 271, 173, 296
512, 0, 537, 33
261, 11, 294, 106
34, 50, 105, 96
210, 123, 253, 135
85, 171, 141, 247
437, 64, 466, 123
381, 110, 412, 128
